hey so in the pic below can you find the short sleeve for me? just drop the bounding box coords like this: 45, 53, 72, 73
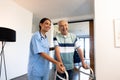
31, 35, 44, 54
53, 37, 59, 46
75, 37, 81, 48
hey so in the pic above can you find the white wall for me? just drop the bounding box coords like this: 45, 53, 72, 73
0, 0, 32, 79
95, 0, 120, 80
2, 0, 120, 80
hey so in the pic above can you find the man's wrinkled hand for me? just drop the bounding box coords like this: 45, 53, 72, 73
82, 63, 89, 69
56, 62, 65, 73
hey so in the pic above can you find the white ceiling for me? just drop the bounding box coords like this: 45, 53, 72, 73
13, 0, 94, 21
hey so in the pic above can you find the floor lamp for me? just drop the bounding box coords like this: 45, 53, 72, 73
0, 27, 16, 80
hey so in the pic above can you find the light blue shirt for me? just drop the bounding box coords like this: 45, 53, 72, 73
28, 31, 50, 77
54, 33, 80, 70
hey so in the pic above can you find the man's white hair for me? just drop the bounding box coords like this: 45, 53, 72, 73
58, 20, 68, 25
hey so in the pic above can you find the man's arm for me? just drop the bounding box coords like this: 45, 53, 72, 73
54, 46, 63, 63
77, 48, 88, 69
54, 46, 66, 71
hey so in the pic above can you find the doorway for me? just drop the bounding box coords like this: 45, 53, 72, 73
53, 19, 95, 80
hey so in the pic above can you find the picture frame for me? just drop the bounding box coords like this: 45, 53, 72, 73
114, 19, 120, 48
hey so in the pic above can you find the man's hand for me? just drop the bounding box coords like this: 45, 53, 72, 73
82, 63, 89, 69
56, 62, 65, 73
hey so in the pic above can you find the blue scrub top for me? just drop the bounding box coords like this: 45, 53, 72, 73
28, 31, 50, 77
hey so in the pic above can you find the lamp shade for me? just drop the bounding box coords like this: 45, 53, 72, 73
0, 27, 16, 42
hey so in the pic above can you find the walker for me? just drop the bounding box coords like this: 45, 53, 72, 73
54, 70, 69, 80
54, 67, 95, 80
80, 67, 95, 80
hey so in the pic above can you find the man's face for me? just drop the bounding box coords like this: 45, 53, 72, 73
58, 21, 68, 35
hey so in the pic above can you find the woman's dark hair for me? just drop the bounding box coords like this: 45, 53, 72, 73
39, 18, 51, 30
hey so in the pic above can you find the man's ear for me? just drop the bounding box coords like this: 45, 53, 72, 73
58, 27, 61, 31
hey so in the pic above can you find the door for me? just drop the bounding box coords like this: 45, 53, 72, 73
89, 20, 95, 72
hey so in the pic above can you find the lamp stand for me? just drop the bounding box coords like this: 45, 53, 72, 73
0, 41, 7, 80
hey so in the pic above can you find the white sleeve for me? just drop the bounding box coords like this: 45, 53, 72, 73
75, 38, 81, 48
53, 37, 59, 46
54, 40, 59, 46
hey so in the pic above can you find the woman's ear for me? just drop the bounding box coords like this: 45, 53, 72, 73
39, 23, 42, 29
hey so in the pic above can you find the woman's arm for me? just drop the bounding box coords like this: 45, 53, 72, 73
40, 52, 64, 73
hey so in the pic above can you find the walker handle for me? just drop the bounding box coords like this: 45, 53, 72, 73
80, 67, 94, 79
54, 70, 69, 80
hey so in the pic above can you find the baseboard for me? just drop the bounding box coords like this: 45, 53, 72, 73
10, 74, 27, 80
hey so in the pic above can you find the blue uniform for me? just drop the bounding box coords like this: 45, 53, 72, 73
28, 31, 50, 80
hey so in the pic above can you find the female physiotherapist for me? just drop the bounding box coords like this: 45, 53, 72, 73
28, 18, 65, 80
